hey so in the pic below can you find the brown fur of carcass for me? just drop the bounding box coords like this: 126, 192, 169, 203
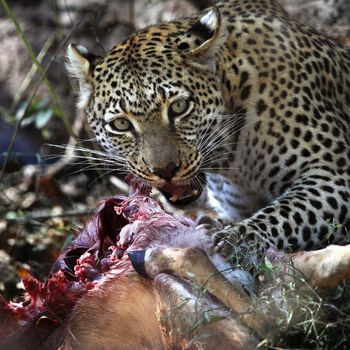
0, 196, 257, 350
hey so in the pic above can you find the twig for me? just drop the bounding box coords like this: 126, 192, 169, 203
10, 33, 56, 114
0, 105, 27, 183
0, 11, 84, 182
45, 110, 85, 177
0, 0, 63, 116
129, 0, 135, 33
1, 208, 94, 223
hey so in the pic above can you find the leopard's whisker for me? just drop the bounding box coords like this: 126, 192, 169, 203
88, 168, 122, 186
198, 112, 250, 151
198, 118, 239, 153
47, 144, 126, 162
201, 167, 254, 174
199, 116, 264, 160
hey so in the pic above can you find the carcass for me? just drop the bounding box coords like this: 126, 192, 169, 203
1, 194, 350, 349
0, 195, 258, 350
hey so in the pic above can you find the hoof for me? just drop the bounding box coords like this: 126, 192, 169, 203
128, 250, 149, 278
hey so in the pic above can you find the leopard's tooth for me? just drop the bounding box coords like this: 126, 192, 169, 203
169, 195, 178, 202
192, 189, 198, 196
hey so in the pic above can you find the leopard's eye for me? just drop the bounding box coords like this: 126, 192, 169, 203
168, 98, 191, 118
110, 117, 131, 132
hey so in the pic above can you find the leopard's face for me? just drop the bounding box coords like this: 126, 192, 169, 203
68, 9, 226, 203
91, 60, 224, 198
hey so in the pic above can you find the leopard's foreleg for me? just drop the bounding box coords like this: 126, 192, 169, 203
213, 169, 350, 259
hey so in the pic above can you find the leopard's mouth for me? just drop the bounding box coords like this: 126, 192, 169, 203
157, 177, 205, 206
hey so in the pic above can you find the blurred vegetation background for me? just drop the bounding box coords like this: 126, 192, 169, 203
0, 0, 349, 326
0, 0, 349, 348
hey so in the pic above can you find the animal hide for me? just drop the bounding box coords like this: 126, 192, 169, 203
0, 195, 257, 350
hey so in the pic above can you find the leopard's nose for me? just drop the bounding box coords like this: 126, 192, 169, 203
152, 162, 180, 181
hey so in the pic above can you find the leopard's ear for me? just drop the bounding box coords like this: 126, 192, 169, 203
66, 44, 100, 109
176, 7, 224, 71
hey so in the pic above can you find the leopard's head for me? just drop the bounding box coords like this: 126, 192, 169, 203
66, 8, 226, 204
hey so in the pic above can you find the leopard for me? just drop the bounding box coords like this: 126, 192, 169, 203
66, 0, 350, 258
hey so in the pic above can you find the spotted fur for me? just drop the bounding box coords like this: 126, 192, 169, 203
67, 0, 350, 253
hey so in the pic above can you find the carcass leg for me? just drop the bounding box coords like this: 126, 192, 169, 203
153, 273, 258, 350
289, 244, 350, 289
129, 244, 350, 345
129, 247, 278, 339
